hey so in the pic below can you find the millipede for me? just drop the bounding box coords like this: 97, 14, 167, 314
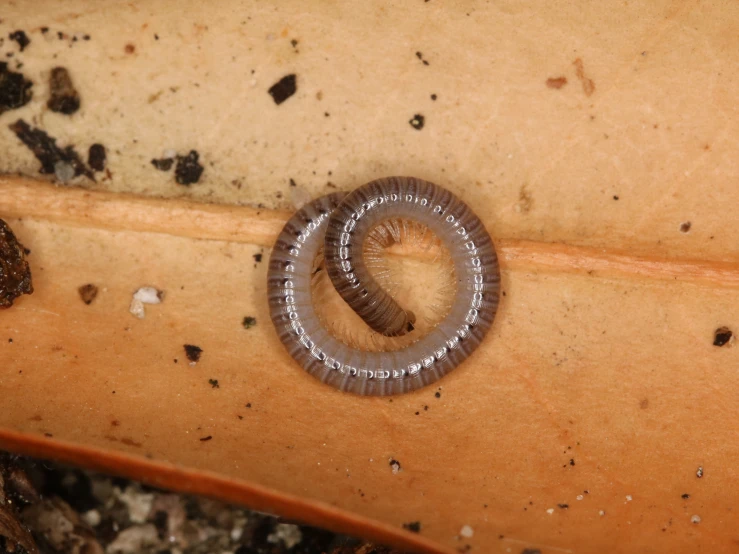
267, 176, 500, 395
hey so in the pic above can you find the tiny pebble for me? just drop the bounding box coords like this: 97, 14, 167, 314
576, 495, 584, 500
599, 510, 606, 516
691, 514, 701, 524
546, 508, 554, 515
134, 287, 163, 304
459, 525, 474, 538
625, 495, 632, 502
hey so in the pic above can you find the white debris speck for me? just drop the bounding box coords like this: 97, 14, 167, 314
691, 514, 701, 524
599, 510, 606, 516
82, 509, 101, 527
625, 495, 632, 502
106, 524, 159, 554
459, 525, 474, 538
696, 466, 703, 478
134, 287, 164, 304
54, 161, 76, 183
118, 486, 154, 523
267, 523, 302, 549
129, 298, 146, 319
546, 508, 554, 515
130, 287, 164, 318
576, 495, 584, 501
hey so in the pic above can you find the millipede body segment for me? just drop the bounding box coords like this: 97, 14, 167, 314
267, 177, 500, 395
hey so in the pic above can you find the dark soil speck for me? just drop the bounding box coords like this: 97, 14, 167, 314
9, 31, 30, 51
184, 344, 203, 363
9, 119, 93, 180
88, 143, 106, 171
208, 379, 219, 389
681, 493, 690, 500
47, 67, 80, 115
0, 62, 33, 114
403, 521, 421, 533
409, 114, 425, 130
175, 150, 204, 185
713, 327, 733, 347
0, 219, 33, 309
151, 157, 174, 171
268, 74, 297, 105
242, 316, 257, 329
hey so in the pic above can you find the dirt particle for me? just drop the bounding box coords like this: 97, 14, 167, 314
572, 58, 595, 96
0, 62, 33, 114
268, 74, 297, 105
546, 76, 567, 89
613, 195, 619, 200
557, 503, 569, 509
9, 30, 30, 51
151, 157, 174, 171
77, 283, 98, 305
199, 435, 212, 442
691, 514, 701, 524
521, 549, 542, 554
208, 378, 219, 389
120, 437, 142, 447
569, 458, 575, 466
389, 459, 402, 474
696, 466, 703, 478
434, 391, 441, 398
516, 185, 533, 213
124, 43, 135, 54
0, 219, 33, 309
679, 221, 691, 233
681, 493, 690, 499
47, 67, 80, 114
415, 51, 430, 66
403, 521, 421, 533
713, 327, 733, 347
253, 253, 262, 263
88, 143, 106, 171
175, 150, 204, 185
9, 119, 93, 180
409, 113, 425, 130
430, 93, 437, 100
242, 316, 257, 329
184, 344, 203, 363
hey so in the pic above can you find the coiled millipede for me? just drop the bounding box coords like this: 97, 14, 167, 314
267, 177, 500, 395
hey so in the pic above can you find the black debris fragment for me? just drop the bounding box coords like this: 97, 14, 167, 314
268, 74, 297, 105
409, 114, 425, 130
242, 316, 257, 329
0, 62, 33, 114
47, 67, 80, 114
151, 157, 174, 171
175, 150, 203, 185
88, 143, 106, 171
402, 521, 421, 533
9, 30, 30, 51
0, 219, 33, 309
713, 327, 733, 347
8, 119, 93, 181
184, 344, 203, 363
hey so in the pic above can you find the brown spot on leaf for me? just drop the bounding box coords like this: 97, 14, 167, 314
546, 76, 567, 89
572, 58, 595, 96
78, 283, 98, 305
